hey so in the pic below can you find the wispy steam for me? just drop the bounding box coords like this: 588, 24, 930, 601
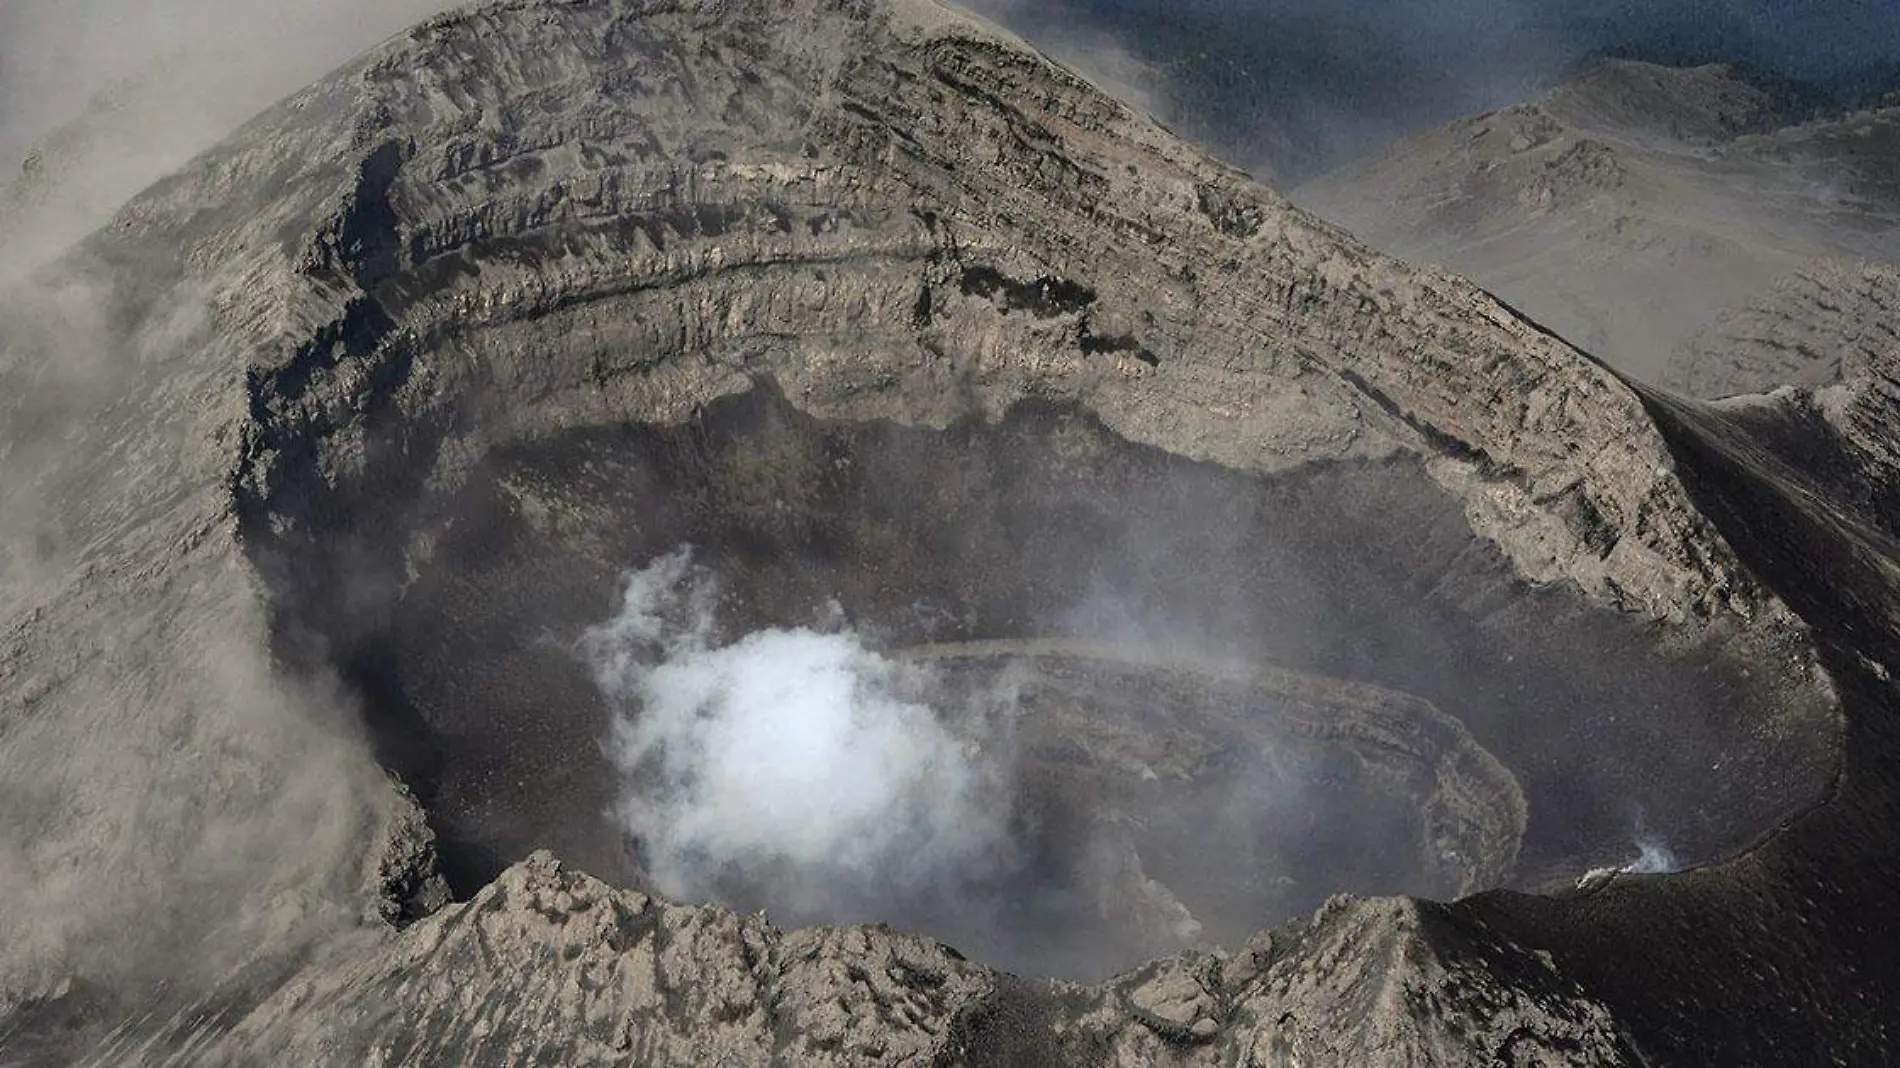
1627, 807, 1682, 875
1627, 838, 1681, 875
582, 549, 1019, 924
0, 0, 458, 275
0, 0, 463, 1016
0, 0, 457, 158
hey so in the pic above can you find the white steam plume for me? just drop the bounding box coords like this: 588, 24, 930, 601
1627, 837, 1681, 875
582, 548, 1018, 923
1626, 807, 1682, 875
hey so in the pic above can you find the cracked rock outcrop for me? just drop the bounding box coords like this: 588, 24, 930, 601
1671, 259, 1900, 397
108, 855, 1638, 1067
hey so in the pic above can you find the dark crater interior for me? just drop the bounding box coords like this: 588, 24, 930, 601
259, 381, 1836, 979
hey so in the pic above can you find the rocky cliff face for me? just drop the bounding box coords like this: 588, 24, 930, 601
184, 5, 1772, 625
0, 1, 1885, 1065
92, 852, 1634, 1068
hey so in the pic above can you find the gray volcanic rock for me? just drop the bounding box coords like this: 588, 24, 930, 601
178, 10, 1766, 626
1294, 58, 1900, 394
1460, 349, 1900, 1066
97, 854, 1636, 1067
171, 852, 995, 1067
1672, 258, 1900, 397
0, 0, 1879, 1064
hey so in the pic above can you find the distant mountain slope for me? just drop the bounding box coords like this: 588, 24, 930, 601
1673, 259, 1900, 396
1294, 58, 1900, 395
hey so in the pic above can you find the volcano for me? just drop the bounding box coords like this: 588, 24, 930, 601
0, 2, 1894, 1065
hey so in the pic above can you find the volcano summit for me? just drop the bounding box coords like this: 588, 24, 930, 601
0, 1, 1893, 1065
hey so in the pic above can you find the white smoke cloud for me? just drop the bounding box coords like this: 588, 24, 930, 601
582, 548, 1020, 923
1627, 837, 1680, 875
1625, 806, 1682, 875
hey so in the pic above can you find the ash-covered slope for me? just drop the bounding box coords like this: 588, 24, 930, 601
0, 1, 1884, 1064
1294, 58, 1900, 395
1671, 258, 1900, 397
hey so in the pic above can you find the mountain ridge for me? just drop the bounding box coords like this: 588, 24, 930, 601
1295, 57, 1900, 395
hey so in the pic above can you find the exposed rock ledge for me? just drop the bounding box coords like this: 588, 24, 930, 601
167, 851, 1635, 1067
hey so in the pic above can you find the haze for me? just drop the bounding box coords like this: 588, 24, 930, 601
8, 0, 1900, 192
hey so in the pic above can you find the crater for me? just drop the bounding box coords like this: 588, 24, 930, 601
262, 381, 1836, 979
